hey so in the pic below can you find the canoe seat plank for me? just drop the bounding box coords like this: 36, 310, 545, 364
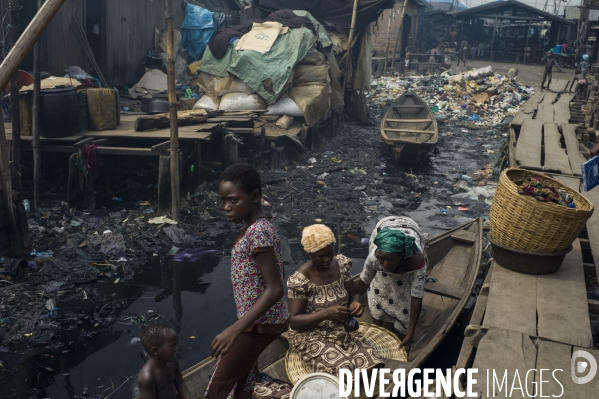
394, 105, 425, 109
450, 230, 476, 244
385, 118, 433, 123
424, 281, 464, 300
384, 128, 435, 134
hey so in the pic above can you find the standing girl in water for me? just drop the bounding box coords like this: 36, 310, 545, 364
207, 163, 288, 399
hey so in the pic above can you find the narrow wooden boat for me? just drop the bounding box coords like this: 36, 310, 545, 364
182, 219, 483, 397
380, 90, 438, 163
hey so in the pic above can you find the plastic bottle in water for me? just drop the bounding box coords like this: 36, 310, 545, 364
23, 199, 30, 214
461, 175, 473, 182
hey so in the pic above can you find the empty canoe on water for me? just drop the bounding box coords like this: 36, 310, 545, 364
380, 90, 438, 163
182, 219, 483, 398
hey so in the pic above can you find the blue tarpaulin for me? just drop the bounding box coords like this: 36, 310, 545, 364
181, 4, 216, 60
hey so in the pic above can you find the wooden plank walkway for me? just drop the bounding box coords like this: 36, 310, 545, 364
514, 119, 543, 168
461, 79, 598, 398
544, 122, 573, 174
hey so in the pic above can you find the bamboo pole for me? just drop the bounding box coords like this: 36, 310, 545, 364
382, 9, 393, 76
391, 0, 409, 72
0, 0, 67, 91
164, 0, 181, 221
33, 0, 43, 211
341, 0, 360, 94
9, 1, 21, 178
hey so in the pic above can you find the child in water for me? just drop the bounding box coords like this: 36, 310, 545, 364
206, 163, 288, 398
137, 324, 190, 399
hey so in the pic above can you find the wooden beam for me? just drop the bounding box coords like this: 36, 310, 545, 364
0, 0, 68, 91
151, 141, 171, 154
9, 1, 21, 187
164, 0, 180, 221
32, 0, 44, 211
134, 110, 208, 132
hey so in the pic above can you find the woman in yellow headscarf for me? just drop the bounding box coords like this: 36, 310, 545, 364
287, 224, 383, 376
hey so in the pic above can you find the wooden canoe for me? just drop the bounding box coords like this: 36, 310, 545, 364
182, 219, 483, 398
380, 90, 438, 163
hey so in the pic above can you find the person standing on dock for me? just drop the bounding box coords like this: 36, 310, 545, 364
355, 216, 427, 352
207, 163, 289, 399
541, 51, 561, 92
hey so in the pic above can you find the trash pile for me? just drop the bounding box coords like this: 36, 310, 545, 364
369, 66, 535, 127
0, 185, 237, 346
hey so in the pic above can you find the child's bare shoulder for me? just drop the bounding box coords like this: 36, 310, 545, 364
138, 361, 156, 385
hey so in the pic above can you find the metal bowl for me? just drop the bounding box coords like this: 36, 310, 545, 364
487, 232, 572, 275
148, 99, 168, 114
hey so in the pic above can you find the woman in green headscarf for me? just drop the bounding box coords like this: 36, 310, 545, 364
355, 216, 427, 352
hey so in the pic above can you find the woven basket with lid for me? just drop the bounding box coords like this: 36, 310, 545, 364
489, 168, 594, 253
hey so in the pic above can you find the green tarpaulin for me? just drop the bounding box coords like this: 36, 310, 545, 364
199, 27, 317, 104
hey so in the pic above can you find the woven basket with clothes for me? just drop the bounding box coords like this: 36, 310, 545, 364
489, 168, 594, 253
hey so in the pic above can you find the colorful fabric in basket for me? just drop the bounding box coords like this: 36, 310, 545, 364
518, 177, 576, 208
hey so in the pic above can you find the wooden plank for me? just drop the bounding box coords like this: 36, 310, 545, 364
383, 128, 435, 134
520, 92, 544, 114
385, 118, 433, 123
471, 328, 536, 398
537, 240, 593, 348
393, 105, 425, 109
582, 186, 599, 281
151, 141, 170, 154
551, 79, 569, 93
515, 119, 543, 169
451, 230, 476, 244
554, 92, 574, 124
455, 264, 494, 371
95, 146, 155, 156
424, 281, 464, 300
483, 261, 537, 337
535, 341, 577, 398
536, 92, 558, 122
561, 123, 586, 176
543, 122, 573, 174
79, 127, 213, 141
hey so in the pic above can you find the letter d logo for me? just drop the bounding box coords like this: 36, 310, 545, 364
571, 350, 598, 385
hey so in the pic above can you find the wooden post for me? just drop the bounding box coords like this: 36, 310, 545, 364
341, 0, 360, 94
223, 134, 238, 169
391, 0, 409, 72
382, 9, 393, 76
491, 18, 497, 62
524, 20, 531, 65
33, 0, 43, 211
164, 0, 181, 221
158, 155, 171, 214
9, 1, 21, 181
